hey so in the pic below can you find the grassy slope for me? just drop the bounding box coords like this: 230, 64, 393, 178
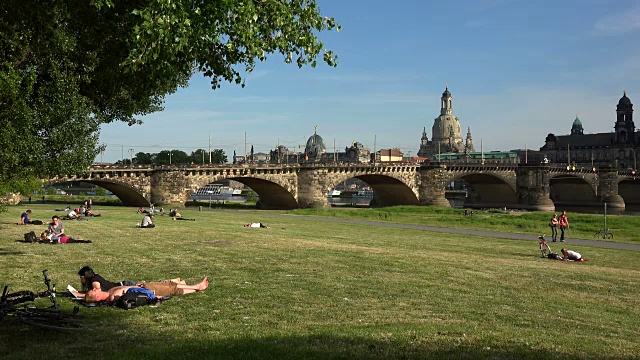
289, 206, 640, 244
0, 205, 638, 360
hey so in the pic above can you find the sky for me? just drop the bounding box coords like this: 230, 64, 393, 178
96, 0, 640, 163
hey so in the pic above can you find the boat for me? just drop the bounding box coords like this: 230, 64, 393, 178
328, 189, 341, 197
232, 188, 243, 196
356, 190, 374, 198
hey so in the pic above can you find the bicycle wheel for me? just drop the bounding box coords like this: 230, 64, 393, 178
17, 308, 84, 331
606, 232, 614, 239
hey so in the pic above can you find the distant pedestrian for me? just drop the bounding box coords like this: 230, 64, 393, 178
28, 196, 31, 204
549, 214, 559, 242
558, 210, 569, 242
42, 195, 45, 204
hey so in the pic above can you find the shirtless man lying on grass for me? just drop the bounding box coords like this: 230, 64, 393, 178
84, 277, 209, 303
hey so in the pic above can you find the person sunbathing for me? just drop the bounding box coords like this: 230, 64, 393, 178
84, 277, 209, 303
244, 222, 270, 228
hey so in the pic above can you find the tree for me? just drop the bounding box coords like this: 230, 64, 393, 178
211, 149, 227, 164
135, 152, 155, 165
189, 149, 208, 164
1, 0, 339, 200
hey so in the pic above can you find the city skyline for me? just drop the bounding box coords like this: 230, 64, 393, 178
96, 0, 640, 163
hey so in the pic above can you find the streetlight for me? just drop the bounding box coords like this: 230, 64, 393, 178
169, 152, 172, 165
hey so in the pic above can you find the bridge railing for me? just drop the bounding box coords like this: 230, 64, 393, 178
89, 161, 422, 171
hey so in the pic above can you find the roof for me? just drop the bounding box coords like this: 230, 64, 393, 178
542, 133, 615, 149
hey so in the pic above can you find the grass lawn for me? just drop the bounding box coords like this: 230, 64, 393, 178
0, 205, 639, 359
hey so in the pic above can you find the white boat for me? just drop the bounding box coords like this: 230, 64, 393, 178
328, 189, 341, 197
232, 189, 243, 196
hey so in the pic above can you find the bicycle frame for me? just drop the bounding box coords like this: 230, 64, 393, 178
1, 270, 82, 331
1, 270, 58, 312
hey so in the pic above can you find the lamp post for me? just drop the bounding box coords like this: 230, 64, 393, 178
169, 152, 172, 165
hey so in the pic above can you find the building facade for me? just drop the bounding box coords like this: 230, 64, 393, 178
417, 86, 475, 158
534, 91, 637, 169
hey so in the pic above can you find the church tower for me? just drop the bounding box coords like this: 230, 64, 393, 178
464, 127, 475, 152
417, 127, 430, 157
570, 115, 584, 135
431, 85, 464, 153
615, 91, 634, 144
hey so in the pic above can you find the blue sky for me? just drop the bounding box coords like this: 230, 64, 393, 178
97, 0, 640, 163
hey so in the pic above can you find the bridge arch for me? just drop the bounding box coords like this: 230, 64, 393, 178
618, 177, 640, 210
445, 171, 518, 208
328, 167, 420, 207
44, 179, 150, 207
183, 169, 299, 210
329, 174, 419, 207
549, 173, 597, 207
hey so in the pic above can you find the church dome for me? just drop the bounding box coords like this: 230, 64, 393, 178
305, 132, 326, 157
572, 117, 582, 126
618, 91, 632, 106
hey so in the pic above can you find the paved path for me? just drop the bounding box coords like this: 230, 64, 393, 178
276, 214, 640, 251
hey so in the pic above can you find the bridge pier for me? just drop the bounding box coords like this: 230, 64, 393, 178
297, 168, 330, 209
150, 169, 190, 206
516, 164, 555, 211
419, 166, 451, 207
598, 166, 625, 210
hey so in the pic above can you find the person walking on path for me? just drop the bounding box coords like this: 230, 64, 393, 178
558, 210, 569, 242
549, 214, 559, 242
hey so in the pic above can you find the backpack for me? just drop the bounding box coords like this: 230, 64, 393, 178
24, 231, 37, 243
547, 252, 563, 260
115, 288, 156, 310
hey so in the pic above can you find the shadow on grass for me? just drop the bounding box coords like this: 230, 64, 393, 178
0, 247, 25, 256
0, 324, 625, 360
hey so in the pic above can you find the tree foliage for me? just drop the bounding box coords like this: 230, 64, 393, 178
1, 0, 339, 196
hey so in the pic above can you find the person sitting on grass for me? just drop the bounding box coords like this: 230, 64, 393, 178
169, 208, 182, 220
47, 215, 67, 242
244, 222, 270, 228
19, 210, 40, 225
561, 248, 583, 261
67, 208, 79, 220
139, 214, 155, 228
84, 208, 101, 217
83, 277, 209, 303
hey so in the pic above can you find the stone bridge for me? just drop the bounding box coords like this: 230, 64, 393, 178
45, 163, 640, 210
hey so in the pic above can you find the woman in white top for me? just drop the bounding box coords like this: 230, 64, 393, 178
561, 248, 582, 261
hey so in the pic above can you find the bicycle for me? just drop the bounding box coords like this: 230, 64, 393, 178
538, 234, 552, 258
595, 229, 613, 239
1, 269, 84, 331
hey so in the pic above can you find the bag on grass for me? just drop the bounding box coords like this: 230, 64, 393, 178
31, 220, 43, 225
115, 288, 155, 310
547, 252, 563, 260
24, 231, 37, 243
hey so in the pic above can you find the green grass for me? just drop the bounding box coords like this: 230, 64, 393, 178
288, 206, 640, 244
0, 205, 639, 359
